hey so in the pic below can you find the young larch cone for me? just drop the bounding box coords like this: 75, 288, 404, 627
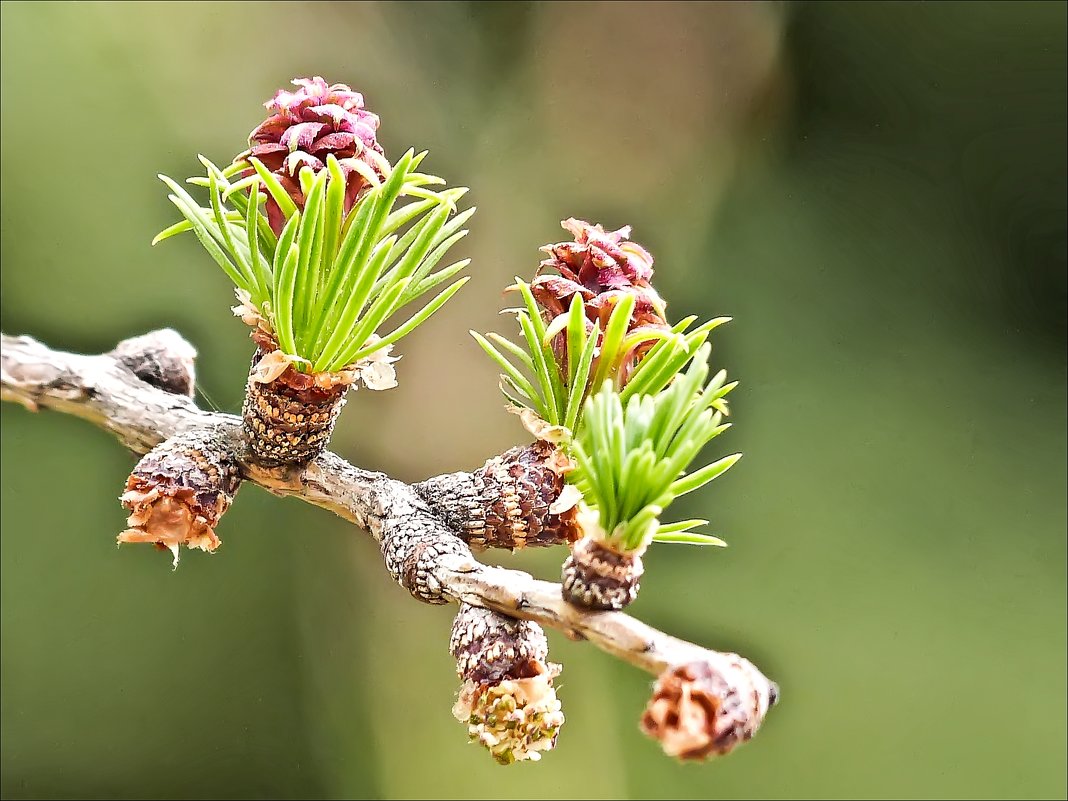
234, 76, 389, 234
532, 218, 671, 381
118, 428, 242, 567
450, 603, 564, 764
241, 345, 354, 467
535, 218, 665, 319
640, 657, 779, 760
560, 533, 645, 611
415, 441, 582, 550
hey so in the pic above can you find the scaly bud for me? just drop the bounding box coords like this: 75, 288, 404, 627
118, 428, 242, 567
641, 657, 779, 760
417, 441, 581, 551
560, 505, 645, 611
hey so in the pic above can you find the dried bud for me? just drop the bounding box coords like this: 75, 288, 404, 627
110, 329, 197, 397
641, 657, 778, 760
234, 76, 388, 233
450, 604, 564, 764
118, 428, 242, 567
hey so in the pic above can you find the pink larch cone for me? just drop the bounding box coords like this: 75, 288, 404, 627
233, 76, 389, 234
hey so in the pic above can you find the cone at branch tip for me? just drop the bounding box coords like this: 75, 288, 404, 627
233, 76, 387, 234
641, 657, 779, 760
117, 428, 241, 568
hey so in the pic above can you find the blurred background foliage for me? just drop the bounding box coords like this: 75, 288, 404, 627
1, 1, 1065, 799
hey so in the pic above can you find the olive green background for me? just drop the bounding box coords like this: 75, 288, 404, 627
1, 2, 1065, 799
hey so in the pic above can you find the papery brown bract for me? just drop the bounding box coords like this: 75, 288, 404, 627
118, 429, 242, 567
641, 658, 777, 760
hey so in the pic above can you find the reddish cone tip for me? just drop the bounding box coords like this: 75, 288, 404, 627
529, 218, 672, 388
234, 77, 388, 233
532, 218, 667, 329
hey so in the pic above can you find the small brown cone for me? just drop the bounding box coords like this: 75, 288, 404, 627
641, 658, 779, 760
561, 534, 644, 611
449, 603, 564, 765
416, 441, 581, 550
241, 347, 352, 467
118, 428, 242, 567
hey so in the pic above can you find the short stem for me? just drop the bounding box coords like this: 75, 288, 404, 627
561, 535, 644, 611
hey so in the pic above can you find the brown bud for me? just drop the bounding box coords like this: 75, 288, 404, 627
450, 603, 548, 684
110, 329, 197, 397
118, 428, 241, 567
640, 657, 778, 760
416, 441, 581, 551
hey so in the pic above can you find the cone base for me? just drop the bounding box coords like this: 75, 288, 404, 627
560, 536, 643, 611
241, 350, 348, 467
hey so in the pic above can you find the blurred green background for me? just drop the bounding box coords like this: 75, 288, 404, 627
2, 2, 1065, 799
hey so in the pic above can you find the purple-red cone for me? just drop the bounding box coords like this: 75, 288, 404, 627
534, 218, 667, 327
530, 218, 672, 387
234, 77, 389, 233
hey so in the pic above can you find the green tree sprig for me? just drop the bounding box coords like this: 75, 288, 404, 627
155, 149, 473, 374
567, 344, 740, 553
472, 280, 730, 438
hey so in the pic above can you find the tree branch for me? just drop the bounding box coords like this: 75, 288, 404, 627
1, 329, 776, 683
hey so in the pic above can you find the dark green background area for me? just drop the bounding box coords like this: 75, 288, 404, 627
1, 2, 1065, 799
